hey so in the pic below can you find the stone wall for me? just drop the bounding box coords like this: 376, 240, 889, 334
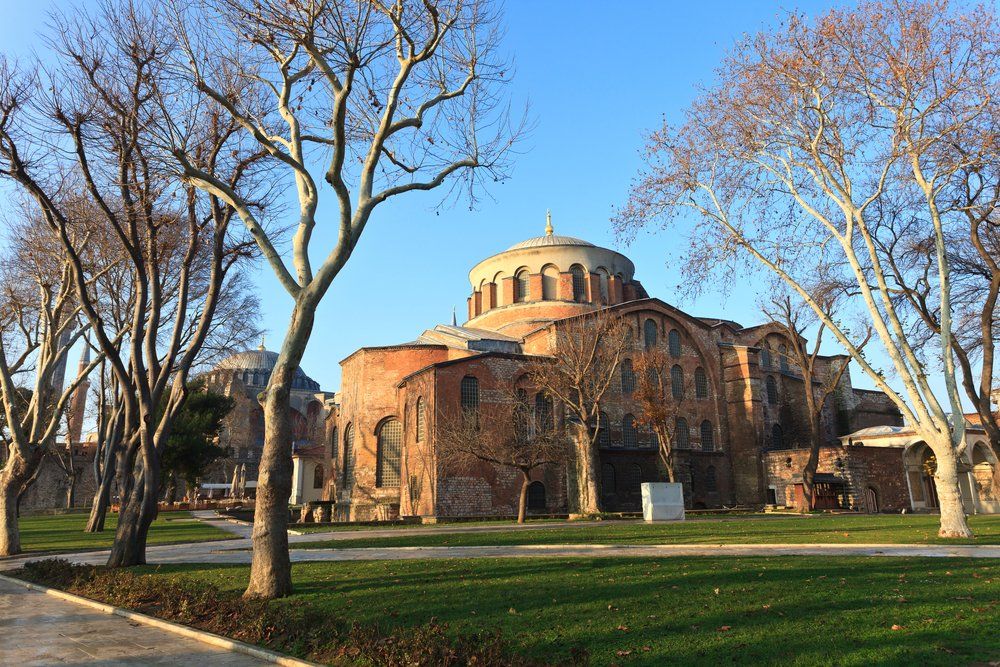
764, 444, 910, 512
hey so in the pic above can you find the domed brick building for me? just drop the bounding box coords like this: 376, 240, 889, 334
324, 216, 907, 521
199, 344, 335, 503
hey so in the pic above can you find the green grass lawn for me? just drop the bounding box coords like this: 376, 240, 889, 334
140, 556, 999, 665
291, 514, 1000, 550
14, 511, 234, 554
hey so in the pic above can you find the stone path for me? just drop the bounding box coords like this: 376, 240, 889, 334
0, 577, 272, 666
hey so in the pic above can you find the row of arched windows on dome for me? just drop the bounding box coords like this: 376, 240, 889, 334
507, 264, 613, 304
621, 360, 709, 400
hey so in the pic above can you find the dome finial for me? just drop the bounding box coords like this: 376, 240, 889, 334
258, 334, 266, 351
545, 209, 553, 236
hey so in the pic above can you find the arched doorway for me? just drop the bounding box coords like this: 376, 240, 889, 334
527, 481, 546, 512
971, 441, 1000, 513
865, 487, 879, 514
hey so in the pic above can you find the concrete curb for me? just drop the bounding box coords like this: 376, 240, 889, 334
0, 573, 321, 666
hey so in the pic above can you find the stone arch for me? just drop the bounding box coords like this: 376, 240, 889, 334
493, 271, 507, 306
541, 263, 560, 300
595, 266, 610, 303
970, 440, 1000, 512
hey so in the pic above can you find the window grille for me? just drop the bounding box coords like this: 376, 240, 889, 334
376, 419, 402, 488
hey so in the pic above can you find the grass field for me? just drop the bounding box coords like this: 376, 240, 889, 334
134, 556, 999, 665
14, 511, 234, 554
290, 513, 1000, 550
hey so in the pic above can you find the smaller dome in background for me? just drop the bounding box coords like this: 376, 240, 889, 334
215, 346, 320, 391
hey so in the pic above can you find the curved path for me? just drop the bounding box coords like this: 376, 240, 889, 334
0, 576, 275, 665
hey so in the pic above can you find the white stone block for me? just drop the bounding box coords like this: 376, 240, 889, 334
641, 482, 685, 522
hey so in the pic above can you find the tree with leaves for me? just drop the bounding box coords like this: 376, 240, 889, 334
160, 386, 234, 502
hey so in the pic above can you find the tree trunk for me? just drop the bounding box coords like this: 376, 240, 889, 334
656, 427, 675, 483
86, 463, 116, 532
933, 443, 973, 538
517, 470, 530, 524
107, 442, 160, 567
65, 471, 76, 509
800, 409, 822, 513
244, 303, 316, 599
0, 483, 21, 556
572, 424, 601, 514
1, 451, 44, 555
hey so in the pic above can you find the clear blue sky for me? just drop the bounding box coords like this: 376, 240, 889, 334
5, 0, 938, 404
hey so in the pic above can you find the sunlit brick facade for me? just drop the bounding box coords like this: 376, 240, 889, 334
323, 222, 904, 520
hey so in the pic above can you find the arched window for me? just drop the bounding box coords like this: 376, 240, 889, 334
343, 423, 355, 489
527, 481, 546, 511
627, 463, 643, 494
706, 465, 717, 492
779, 344, 789, 372
416, 398, 426, 442
376, 418, 402, 488
460, 376, 479, 412
675, 417, 690, 449
514, 269, 530, 303
643, 319, 658, 350
771, 423, 784, 450
313, 464, 324, 489
601, 463, 616, 497
700, 420, 715, 451
541, 264, 559, 300
534, 392, 554, 434
695, 367, 708, 399
330, 426, 338, 466
597, 411, 611, 448
621, 359, 635, 395
570, 264, 587, 302
761, 344, 772, 368
668, 329, 681, 357
671, 364, 684, 399
622, 414, 637, 448
515, 388, 530, 441
766, 375, 778, 404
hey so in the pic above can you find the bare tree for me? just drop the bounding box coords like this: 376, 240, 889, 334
436, 389, 566, 523
616, 1, 998, 537
0, 222, 103, 555
527, 310, 630, 515
0, 3, 264, 565
168, 0, 522, 597
764, 293, 870, 511
632, 348, 684, 483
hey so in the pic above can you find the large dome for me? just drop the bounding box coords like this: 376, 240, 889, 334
506, 235, 595, 250
216, 347, 320, 391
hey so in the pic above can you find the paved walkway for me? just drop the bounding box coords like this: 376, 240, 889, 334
0, 577, 271, 665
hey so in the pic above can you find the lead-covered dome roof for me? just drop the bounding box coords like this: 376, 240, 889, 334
506, 235, 595, 250
216, 347, 320, 391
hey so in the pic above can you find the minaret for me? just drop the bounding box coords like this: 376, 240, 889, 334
67, 344, 91, 446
